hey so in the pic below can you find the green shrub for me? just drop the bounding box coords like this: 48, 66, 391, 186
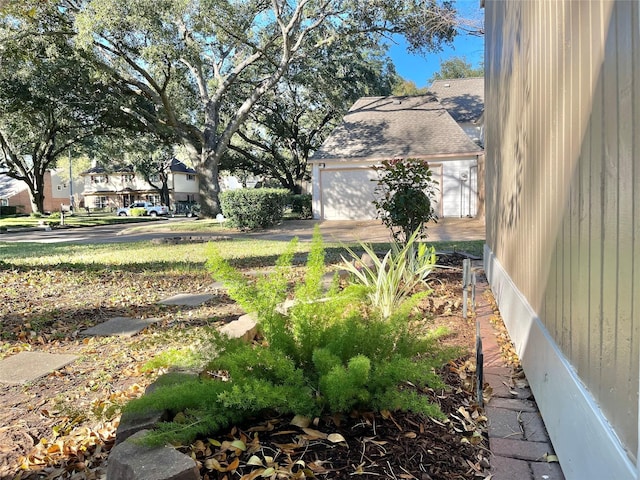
130, 207, 147, 217
125, 228, 457, 445
49, 211, 61, 219
373, 158, 438, 243
220, 188, 289, 230
288, 194, 312, 219
30, 212, 43, 218
0, 205, 17, 216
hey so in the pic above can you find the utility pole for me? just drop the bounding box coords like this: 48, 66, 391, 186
69, 149, 74, 211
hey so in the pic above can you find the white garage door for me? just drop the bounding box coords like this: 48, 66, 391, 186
321, 168, 378, 220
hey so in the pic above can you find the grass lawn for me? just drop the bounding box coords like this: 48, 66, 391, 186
0, 212, 165, 229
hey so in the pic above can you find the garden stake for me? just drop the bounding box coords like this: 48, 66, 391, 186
476, 319, 484, 407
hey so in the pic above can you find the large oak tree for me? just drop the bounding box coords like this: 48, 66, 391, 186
74, 0, 458, 217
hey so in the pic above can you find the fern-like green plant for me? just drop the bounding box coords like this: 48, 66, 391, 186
126, 227, 458, 446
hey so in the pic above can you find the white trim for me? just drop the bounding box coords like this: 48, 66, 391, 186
484, 245, 637, 480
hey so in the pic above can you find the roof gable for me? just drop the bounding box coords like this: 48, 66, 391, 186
0, 174, 27, 198
311, 94, 482, 162
428, 77, 484, 123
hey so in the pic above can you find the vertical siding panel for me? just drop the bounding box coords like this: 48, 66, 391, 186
587, 3, 604, 401
548, 0, 559, 341
486, 0, 639, 463
561, 1, 573, 356
600, 2, 620, 421
632, 0, 640, 463
613, 0, 636, 452
574, 0, 591, 379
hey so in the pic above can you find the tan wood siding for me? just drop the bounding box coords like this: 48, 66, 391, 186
485, 0, 639, 459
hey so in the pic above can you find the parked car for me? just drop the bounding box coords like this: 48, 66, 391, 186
116, 201, 169, 217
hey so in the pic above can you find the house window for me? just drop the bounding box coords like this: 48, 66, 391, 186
121, 174, 135, 182
186, 174, 195, 181
91, 175, 108, 184
149, 174, 160, 183
94, 196, 108, 209
0, 199, 8, 206
147, 194, 161, 205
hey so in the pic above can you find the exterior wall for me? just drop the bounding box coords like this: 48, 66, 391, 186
3, 171, 58, 213
170, 172, 200, 203
312, 158, 478, 221
5, 186, 31, 213
440, 159, 478, 218
484, 1, 639, 478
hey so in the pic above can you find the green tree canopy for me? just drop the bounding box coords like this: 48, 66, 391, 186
428, 56, 484, 84
72, 0, 458, 217
0, 3, 142, 213
225, 33, 397, 193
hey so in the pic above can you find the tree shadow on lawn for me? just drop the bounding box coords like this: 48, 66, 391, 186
0, 294, 241, 345
0, 242, 395, 273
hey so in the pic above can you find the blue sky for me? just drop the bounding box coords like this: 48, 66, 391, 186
386, 1, 485, 88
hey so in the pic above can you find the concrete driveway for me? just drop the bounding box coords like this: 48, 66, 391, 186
244, 217, 485, 243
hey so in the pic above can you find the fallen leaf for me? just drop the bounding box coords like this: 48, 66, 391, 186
327, 433, 346, 443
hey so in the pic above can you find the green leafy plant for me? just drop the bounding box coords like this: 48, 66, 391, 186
373, 157, 438, 243
125, 228, 455, 445
130, 207, 147, 217
341, 228, 437, 319
220, 188, 289, 230
287, 193, 312, 219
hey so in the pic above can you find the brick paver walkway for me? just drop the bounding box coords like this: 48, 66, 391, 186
475, 275, 565, 480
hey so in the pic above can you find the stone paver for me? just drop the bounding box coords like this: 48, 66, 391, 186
486, 406, 525, 440
531, 460, 565, 479
81, 316, 160, 337
158, 293, 213, 306
490, 438, 551, 462
490, 455, 532, 480
0, 351, 77, 385
489, 397, 538, 412
219, 313, 258, 342
107, 430, 199, 480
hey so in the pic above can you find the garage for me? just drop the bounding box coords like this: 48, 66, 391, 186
310, 95, 483, 221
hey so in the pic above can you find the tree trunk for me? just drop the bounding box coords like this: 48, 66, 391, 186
196, 150, 222, 218
28, 180, 46, 214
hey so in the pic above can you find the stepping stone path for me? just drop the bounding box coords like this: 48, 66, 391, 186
158, 293, 214, 306
81, 316, 160, 337
0, 351, 77, 385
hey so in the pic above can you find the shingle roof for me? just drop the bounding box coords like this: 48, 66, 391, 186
169, 158, 196, 174
81, 159, 196, 175
0, 174, 27, 198
311, 95, 482, 162
428, 77, 484, 123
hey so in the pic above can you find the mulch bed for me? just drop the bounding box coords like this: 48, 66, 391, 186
180, 360, 490, 480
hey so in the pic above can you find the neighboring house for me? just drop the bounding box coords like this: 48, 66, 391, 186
484, 2, 639, 480
309, 95, 483, 220
81, 159, 199, 211
0, 170, 82, 214
428, 77, 484, 146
